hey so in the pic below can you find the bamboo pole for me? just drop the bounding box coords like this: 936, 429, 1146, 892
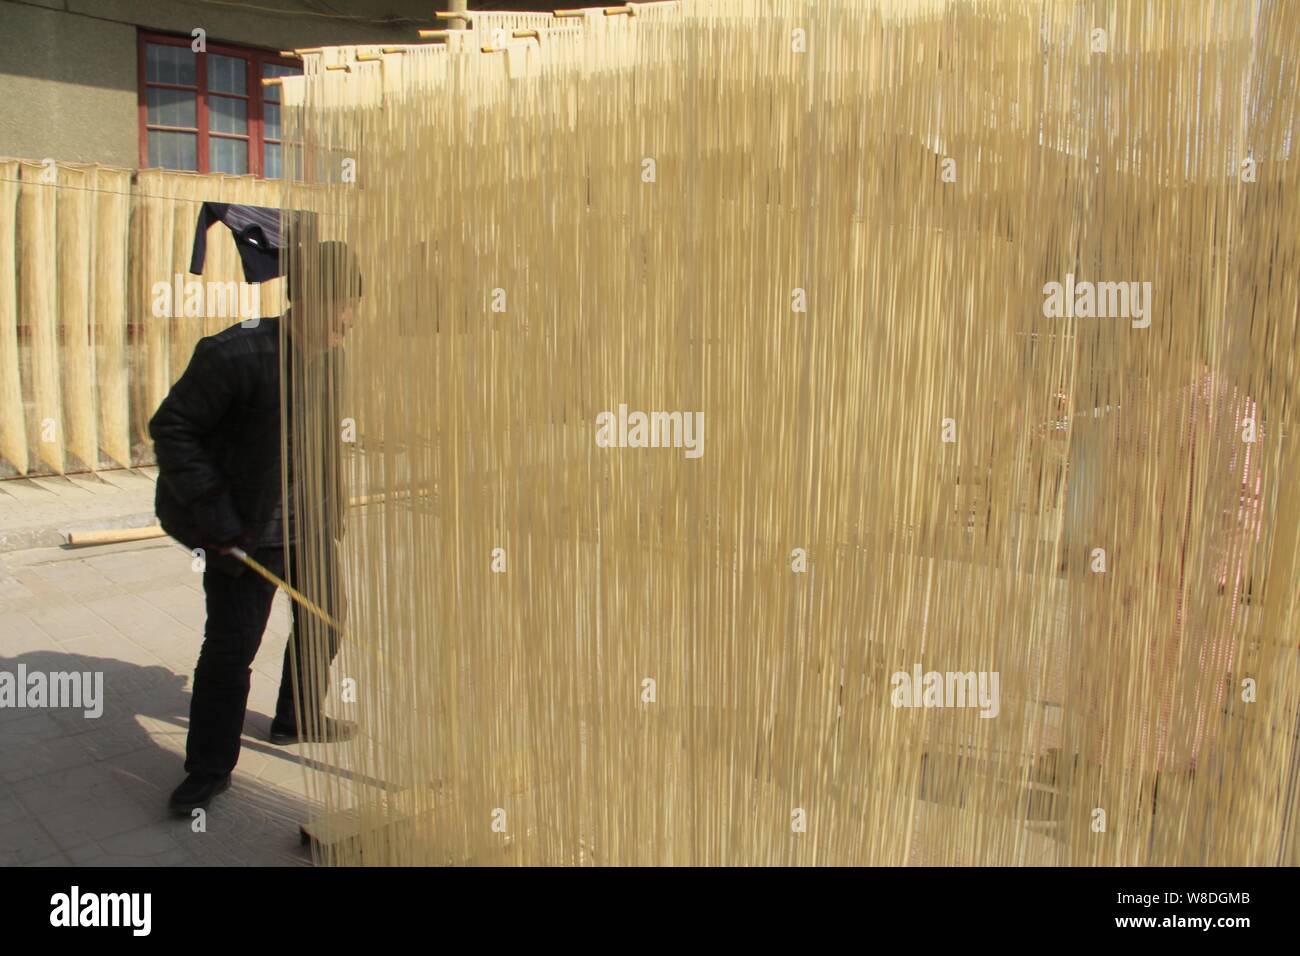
65, 525, 167, 547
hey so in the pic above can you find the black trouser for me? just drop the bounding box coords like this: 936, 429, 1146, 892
184, 542, 341, 776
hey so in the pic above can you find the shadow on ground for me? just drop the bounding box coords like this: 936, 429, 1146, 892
0, 649, 319, 866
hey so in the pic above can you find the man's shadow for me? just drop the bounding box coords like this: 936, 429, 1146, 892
0, 649, 327, 866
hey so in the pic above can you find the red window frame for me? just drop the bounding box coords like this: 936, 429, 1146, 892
137, 31, 300, 177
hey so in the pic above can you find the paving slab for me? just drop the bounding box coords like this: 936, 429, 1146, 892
0, 468, 160, 552
1, 535, 324, 866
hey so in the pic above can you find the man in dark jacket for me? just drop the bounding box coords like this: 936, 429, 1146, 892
150, 240, 361, 815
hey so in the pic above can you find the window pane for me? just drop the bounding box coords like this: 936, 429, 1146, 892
146, 87, 197, 128
209, 137, 248, 175
208, 54, 247, 95
147, 130, 197, 171
264, 102, 281, 141
262, 63, 300, 80
264, 142, 282, 179
146, 43, 196, 86
208, 95, 248, 134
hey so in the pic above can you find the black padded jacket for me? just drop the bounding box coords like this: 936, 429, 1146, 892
149, 316, 340, 577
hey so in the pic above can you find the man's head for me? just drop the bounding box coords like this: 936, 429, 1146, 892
286, 239, 362, 349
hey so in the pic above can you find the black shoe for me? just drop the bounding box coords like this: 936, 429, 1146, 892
169, 772, 231, 816
269, 715, 356, 745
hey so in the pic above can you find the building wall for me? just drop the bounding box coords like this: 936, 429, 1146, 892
0, 0, 448, 167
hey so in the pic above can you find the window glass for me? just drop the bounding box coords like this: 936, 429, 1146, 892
148, 131, 198, 171
264, 102, 281, 141
264, 142, 282, 180
146, 87, 197, 128
209, 95, 248, 135
260, 61, 300, 179
262, 62, 299, 83
208, 54, 248, 95
145, 44, 196, 85
209, 137, 248, 175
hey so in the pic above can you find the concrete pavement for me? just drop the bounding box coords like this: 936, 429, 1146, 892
1, 528, 322, 866
0, 467, 161, 553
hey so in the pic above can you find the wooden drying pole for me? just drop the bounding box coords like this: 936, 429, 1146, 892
439, 1, 470, 29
